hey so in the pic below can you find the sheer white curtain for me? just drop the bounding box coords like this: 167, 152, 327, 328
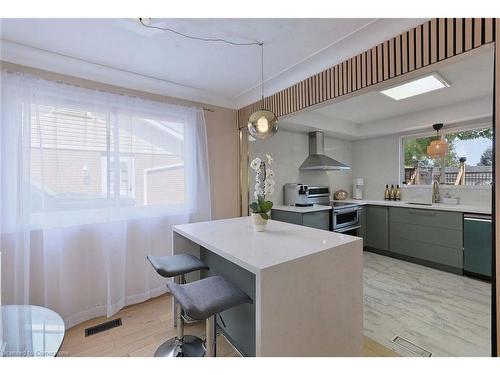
0, 71, 211, 328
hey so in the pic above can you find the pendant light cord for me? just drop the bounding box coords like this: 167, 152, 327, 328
139, 18, 266, 107
139, 18, 263, 47
261, 43, 265, 104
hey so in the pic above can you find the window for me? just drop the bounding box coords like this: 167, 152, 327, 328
402, 126, 493, 186
2, 70, 211, 234
30, 104, 190, 213
30, 106, 110, 212
0, 70, 211, 230
116, 115, 187, 207
101, 156, 136, 200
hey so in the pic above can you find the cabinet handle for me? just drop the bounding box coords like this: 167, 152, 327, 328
408, 209, 437, 216
335, 225, 361, 233
464, 218, 491, 223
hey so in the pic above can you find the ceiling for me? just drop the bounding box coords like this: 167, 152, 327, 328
0, 18, 427, 108
282, 47, 494, 140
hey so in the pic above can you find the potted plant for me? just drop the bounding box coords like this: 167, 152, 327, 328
249, 154, 275, 232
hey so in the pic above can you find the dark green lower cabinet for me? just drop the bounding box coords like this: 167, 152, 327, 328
388, 207, 463, 274
364, 205, 466, 275
464, 215, 492, 279
366, 206, 389, 251
389, 236, 463, 270
271, 209, 330, 231
358, 207, 366, 247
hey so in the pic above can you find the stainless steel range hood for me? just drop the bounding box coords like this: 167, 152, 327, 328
299, 131, 350, 171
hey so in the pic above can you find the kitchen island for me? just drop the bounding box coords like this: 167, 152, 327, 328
172, 216, 363, 357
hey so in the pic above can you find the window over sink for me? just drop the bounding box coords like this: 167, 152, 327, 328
401, 125, 493, 186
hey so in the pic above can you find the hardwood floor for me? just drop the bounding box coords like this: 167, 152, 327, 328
59, 294, 397, 357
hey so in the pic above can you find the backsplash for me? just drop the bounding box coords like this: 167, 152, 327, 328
401, 186, 491, 207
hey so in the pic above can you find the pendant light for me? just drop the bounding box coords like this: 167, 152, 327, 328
427, 123, 448, 158
247, 44, 278, 140
137, 20, 278, 139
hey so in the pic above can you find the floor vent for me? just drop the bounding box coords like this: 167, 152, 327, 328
85, 318, 122, 337
392, 336, 432, 357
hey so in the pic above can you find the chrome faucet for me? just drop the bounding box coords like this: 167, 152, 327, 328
432, 180, 441, 203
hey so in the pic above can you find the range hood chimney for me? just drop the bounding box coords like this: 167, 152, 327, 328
299, 131, 350, 171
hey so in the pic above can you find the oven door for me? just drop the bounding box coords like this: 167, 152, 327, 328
333, 207, 360, 230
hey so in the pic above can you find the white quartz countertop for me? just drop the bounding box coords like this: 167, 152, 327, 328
173, 216, 360, 274
334, 199, 491, 215
271, 204, 332, 213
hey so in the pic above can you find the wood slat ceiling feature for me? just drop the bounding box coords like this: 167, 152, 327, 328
237, 18, 496, 128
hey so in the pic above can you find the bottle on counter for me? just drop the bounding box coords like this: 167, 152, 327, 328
390, 185, 395, 200
384, 184, 390, 200
395, 185, 401, 201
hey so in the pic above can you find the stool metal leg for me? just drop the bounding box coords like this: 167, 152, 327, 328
153, 274, 204, 357
205, 315, 216, 357
176, 295, 184, 341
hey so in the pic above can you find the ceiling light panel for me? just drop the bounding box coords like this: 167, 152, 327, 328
380, 73, 450, 100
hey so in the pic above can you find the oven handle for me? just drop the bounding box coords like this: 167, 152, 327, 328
334, 225, 361, 233
334, 207, 362, 214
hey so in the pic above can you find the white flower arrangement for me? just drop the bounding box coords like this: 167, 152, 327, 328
249, 154, 275, 219
250, 157, 261, 171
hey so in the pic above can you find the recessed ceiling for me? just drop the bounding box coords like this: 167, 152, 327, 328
282, 47, 494, 140
0, 18, 427, 108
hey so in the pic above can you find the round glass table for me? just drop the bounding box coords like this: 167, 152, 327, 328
0, 305, 65, 357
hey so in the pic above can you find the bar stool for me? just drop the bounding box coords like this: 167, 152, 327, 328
167, 275, 253, 357
147, 254, 209, 357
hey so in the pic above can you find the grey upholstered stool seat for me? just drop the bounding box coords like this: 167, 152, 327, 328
167, 276, 252, 320
146, 253, 209, 357
147, 254, 208, 278
167, 276, 252, 356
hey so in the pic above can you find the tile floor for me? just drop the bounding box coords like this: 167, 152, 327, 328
363, 251, 491, 357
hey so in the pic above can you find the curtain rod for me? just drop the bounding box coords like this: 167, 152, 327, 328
1, 67, 215, 113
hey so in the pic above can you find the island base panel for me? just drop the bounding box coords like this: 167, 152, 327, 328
258, 240, 363, 356
200, 248, 256, 357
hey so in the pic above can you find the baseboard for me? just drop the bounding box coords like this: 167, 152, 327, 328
463, 270, 492, 282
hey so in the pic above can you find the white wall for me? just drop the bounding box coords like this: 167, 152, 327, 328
249, 129, 353, 204
351, 135, 401, 200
